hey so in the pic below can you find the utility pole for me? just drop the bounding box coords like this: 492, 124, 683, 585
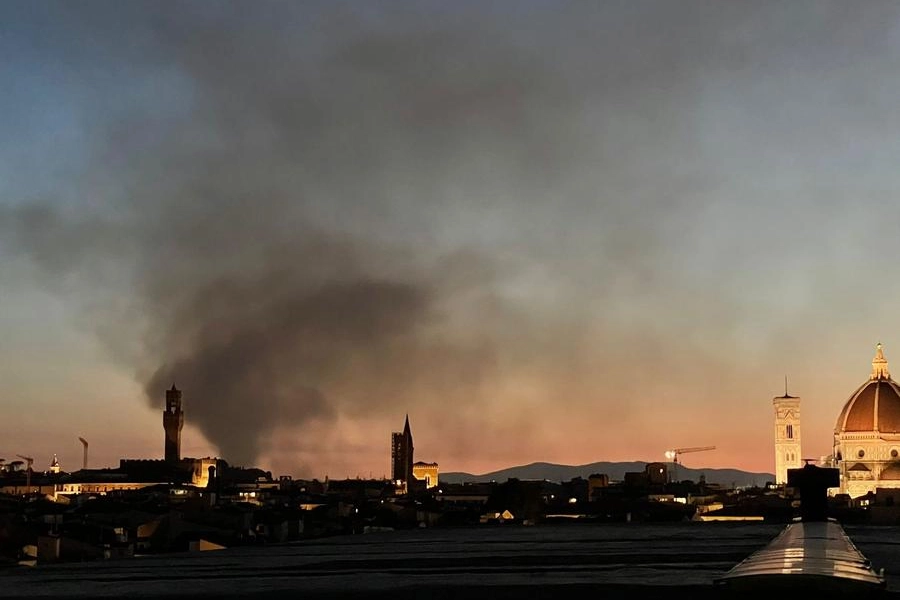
79, 437, 89, 470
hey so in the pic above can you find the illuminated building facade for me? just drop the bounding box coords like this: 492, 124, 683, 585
163, 384, 184, 463
773, 385, 802, 485
833, 343, 900, 498
190, 457, 218, 488
412, 461, 439, 488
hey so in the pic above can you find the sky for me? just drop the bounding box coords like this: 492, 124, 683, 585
4, 0, 900, 480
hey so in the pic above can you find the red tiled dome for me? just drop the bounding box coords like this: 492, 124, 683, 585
835, 344, 900, 434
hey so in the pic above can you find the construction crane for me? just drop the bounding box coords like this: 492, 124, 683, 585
79, 437, 88, 470
664, 446, 715, 483
16, 454, 34, 492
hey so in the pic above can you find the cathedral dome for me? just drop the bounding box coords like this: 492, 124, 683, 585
835, 344, 900, 434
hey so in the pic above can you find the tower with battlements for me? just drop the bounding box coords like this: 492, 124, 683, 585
163, 384, 184, 463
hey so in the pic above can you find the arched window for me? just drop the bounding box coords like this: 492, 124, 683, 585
786, 424, 793, 439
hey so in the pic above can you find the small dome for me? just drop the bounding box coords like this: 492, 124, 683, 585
835, 344, 900, 434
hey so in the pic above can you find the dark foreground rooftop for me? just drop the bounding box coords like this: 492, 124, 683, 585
3, 522, 900, 599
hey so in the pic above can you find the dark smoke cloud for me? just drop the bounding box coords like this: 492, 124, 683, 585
3, 205, 506, 465
2, 191, 506, 465
3, 1, 552, 465
147, 278, 432, 462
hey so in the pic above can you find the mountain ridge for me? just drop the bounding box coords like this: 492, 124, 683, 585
440, 460, 774, 488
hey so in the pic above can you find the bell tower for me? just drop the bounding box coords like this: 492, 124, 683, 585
163, 384, 184, 463
773, 377, 802, 485
391, 414, 414, 494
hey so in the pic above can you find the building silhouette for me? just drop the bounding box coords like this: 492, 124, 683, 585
163, 384, 184, 463
773, 381, 802, 485
391, 415, 414, 493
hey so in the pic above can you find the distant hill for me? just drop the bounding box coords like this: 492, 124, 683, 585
440, 461, 774, 488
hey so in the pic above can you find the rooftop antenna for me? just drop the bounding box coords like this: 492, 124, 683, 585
785, 375, 788, 397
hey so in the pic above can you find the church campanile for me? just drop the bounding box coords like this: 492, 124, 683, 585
163, 384, 184, 463
391, 415, 414, 493
773, 378, 802, 485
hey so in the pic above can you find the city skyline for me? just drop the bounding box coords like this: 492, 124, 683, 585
5, 2, 900, 479
0, 342, 892, 480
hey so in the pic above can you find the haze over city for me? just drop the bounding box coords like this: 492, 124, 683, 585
3, 1, 900, 479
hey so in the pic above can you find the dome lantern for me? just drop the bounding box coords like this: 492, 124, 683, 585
871, 342, 890, 381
